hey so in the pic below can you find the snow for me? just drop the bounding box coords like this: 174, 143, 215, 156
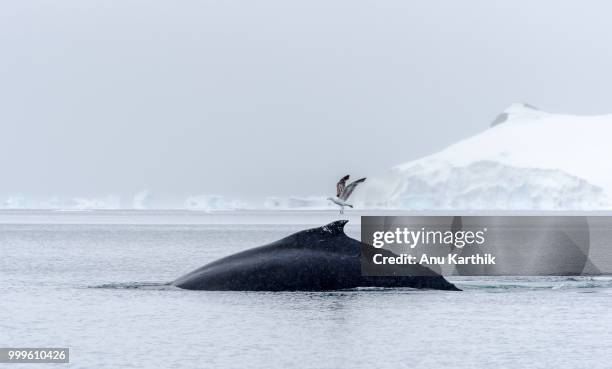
357, 103, 612, 210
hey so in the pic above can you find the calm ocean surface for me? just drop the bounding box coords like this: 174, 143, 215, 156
1, 210, 611, 369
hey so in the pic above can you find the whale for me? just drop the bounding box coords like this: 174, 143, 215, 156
173, 220, 460, 291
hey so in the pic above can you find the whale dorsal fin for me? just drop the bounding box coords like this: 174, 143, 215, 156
321, 220, 348, 236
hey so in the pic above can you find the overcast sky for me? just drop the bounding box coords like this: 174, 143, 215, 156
2, 0, 612, 200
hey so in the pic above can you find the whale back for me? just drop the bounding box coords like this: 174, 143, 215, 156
173, 221, 360, 290
173, 220, 459, 291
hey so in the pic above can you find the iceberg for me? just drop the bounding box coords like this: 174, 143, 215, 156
3, 195, 26, 209
357, 103, 612, 210
264, 196, 335, 210
184, 195, 246, 211
72, 196, 121, 210
132, 190, 152, 210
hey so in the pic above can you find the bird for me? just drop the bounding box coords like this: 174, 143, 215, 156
327, 175, 366, 214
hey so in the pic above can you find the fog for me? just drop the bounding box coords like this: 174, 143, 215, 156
2, 0, 612, 203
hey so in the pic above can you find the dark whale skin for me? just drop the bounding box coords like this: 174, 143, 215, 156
173, 220, 460, 291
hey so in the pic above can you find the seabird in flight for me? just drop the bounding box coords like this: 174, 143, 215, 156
327, 175, 366, 214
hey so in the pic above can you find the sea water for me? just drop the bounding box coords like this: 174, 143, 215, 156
1, 210, 611, 369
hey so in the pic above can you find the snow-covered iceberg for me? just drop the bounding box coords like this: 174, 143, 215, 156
357, 103, 612, 210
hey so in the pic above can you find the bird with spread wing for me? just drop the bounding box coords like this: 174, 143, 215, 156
327, 175, 366, 214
